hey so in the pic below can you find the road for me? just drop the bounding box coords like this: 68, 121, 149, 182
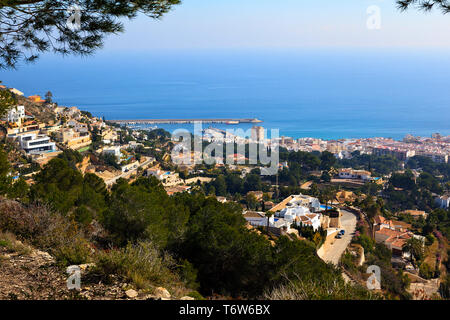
318, 209, 357, 265
105, 157, 153, 186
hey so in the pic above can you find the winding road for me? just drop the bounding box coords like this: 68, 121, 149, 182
318, 209, 358, 265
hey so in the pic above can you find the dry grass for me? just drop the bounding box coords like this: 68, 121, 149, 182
424, 240, 439, 271
92, 241, 179, 291
0, 200, 86, 253
263, 273, 381, 300
0, 230, 32, 256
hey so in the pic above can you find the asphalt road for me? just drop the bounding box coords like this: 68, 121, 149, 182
105, 157, 153, 186
320, 209, 357, 265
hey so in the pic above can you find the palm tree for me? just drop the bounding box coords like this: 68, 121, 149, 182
403, 238, 425, 268
265, 211, 274, 234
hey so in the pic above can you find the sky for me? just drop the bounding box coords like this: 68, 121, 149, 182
100, 0, 450, 50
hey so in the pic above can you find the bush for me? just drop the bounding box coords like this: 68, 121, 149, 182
340, 251, 357, 272
353, 234, 375, 254
54, 238, 91, 267
0, 200, 87, 255
0, 230, 31, 255
425, 234, 435, 246
187, 291, 205, 300
263, 278, 380, 300
419, 263, 433, 280
92, 241, 178, 289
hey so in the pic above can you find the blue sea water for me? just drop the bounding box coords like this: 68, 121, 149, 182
2, 49, 450, 140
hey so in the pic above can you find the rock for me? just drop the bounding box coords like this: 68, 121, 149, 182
180, 296, 195, 300
125, 289, 138, 299
78, 263, 95, 271
154, 287, 171, 299
31, 250, 54, 262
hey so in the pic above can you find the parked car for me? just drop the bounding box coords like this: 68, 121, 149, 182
340, 230, 345, 235
335, 234, 342, 239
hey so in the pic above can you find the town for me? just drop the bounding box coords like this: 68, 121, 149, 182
0, 84, 449, 300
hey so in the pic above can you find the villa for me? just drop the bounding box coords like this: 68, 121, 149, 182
17, 133, 57, 155
338, 168, 372, 181
103, 146, 122, 161
4, 105, 25, 125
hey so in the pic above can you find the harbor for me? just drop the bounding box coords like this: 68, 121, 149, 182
108, 118, 263, 125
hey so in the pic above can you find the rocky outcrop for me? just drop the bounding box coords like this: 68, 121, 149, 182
0, 242, 193, 300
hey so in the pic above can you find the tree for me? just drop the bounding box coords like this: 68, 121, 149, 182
403, 238, 425, 267
397, 0, 450, 13
8, 177, 29, 200
320, 151, 336, 171
0, 0, 181, 69
45, 91, 53, 103
0, 83, 16, 118
0, 147, 12, 195
265, 211, 274, 233
102, 177, 186, 247
246, 193, 258, 210
212, 175, 227, 196
30, 158, 84, 213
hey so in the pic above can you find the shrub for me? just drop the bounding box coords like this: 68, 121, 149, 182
187, 291, 205, 300
340, 251, 357, 272
54, 238, 92, 267
419, 263, 433, 280
0, 230, 31, 255
263, 278, 380, 300
92, 241, 178, 289
0, 200, 87, 255
425, 234, 435, 246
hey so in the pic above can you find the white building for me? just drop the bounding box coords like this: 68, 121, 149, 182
243, 211, 292, 232
103, 146, 122, 160
66, 119, 89, 133
338, 168, 372, 181
435, 195, 450, 209
9, 88, 24, 96
18, 133, 56, 155
4, 105, 25, 125
286, 194, 321, 213
146, 168, 166, 180
279, 205, 322, 231
243, 211, 273, 227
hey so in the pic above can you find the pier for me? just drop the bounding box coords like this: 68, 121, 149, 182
108, 118, 263, 125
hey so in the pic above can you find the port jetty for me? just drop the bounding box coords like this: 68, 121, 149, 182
109, 118, 263, 125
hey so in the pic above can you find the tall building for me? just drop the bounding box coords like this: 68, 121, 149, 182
251, 126, 265, 142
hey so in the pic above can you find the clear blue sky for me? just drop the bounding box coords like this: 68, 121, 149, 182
101, 0, 450, 50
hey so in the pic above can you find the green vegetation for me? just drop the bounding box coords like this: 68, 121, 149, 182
0, 84, 16, 118
0, 146, 377, 299
2, 128, 448, 299
92, 241, 178, 289
340, 152, 402, 176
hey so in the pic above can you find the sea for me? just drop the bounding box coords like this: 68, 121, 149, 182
2, 48, 450, 140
